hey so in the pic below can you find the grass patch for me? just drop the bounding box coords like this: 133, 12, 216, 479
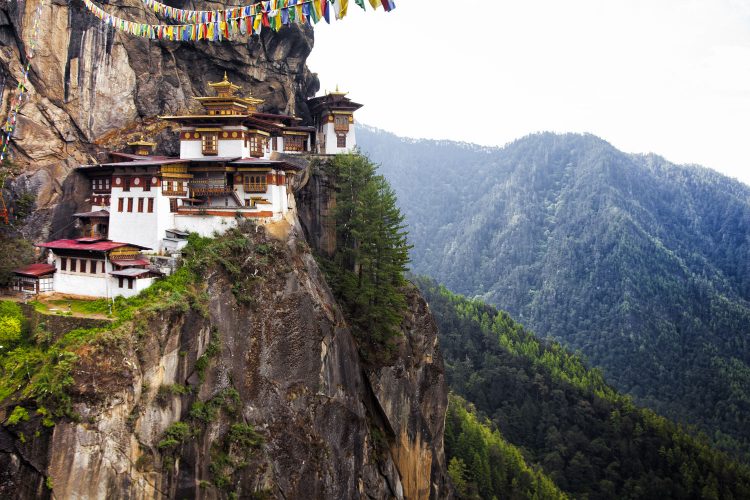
0, 226, 272, 427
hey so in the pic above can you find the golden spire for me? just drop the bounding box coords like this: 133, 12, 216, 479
209, 72, 241, 97
329, 84, 348, 96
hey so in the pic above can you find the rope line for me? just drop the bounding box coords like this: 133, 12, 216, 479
0, 0, 46, 224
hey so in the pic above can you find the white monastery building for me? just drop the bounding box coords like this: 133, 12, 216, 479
15, 77, 362, 299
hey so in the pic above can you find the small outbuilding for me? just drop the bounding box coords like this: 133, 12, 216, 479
12, 263, 57, 295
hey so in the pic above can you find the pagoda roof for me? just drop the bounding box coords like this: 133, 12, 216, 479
110, 268, 154, 278
38, 239, 150, 252
308, 91, 363, 114
110, 152, 172, 161
13, 263, 57, 278
229, 158, 304, 171
73, 210, 110, 219
127, 136, 156, 147
99, 158, 186, 168
111, 258, 150, 268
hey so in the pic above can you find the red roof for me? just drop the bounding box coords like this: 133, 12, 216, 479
13, 263, 57, 277
111, 259, 150, 268
37, 239, 150, 252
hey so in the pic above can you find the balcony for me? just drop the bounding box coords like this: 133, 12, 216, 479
189, 181, 233, 196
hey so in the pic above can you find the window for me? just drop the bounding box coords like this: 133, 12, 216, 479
138, 198, 144, 213
284, 135, 305, 152
70, 259, 77, 272
248, 134, 264, 157
148, 198, 154, 213
123, 178, 130, 192
90, 261, 97, 274
80, 259, 87, 273
201, 132, 218, 155
105, 178, 111, 190
337, 134, 347, 148
128, 278, 134, 289
334, 115, 350, 132
170, 198, 178, 213
118, 277, 124, 288
118, 198, 124, 212
127, 198, 133, 212
272, 137, 278, 151
60, 257, 67, 271
143, 178, 151, 191
101, 261, 106, 273
243, 174, 267, 193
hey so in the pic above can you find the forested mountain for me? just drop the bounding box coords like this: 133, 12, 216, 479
417, 277, 750, 498
359, 127, 750, 458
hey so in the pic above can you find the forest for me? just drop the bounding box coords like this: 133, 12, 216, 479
416, 276, 750, 499
360, 128, 750, 459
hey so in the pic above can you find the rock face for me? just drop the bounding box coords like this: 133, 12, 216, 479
0, 207, 450, 499
0, 0, 319, 239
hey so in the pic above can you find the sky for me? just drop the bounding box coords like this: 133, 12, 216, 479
308, 0, 750, 185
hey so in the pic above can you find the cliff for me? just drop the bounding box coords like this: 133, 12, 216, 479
0, 179, 450, 499
0, 0, 319, 240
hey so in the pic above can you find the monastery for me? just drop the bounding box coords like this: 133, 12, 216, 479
12, 76, 362, 299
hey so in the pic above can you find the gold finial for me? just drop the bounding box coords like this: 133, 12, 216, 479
223, 71, 228, 81
329, 85, 348, 96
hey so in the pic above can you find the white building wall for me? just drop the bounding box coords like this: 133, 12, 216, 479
109, 186, 165, 252
217, 139, 244, 158
322, 121, 357, 154
53, 272, 109, 297
180, 140, 203, 159
110, 276, 155, 298
172, 215, 238, 237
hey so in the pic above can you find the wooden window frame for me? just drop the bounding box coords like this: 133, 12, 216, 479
138, 198, 144, 213
80, 259, 87, 273
147, 198, 154, 213
337, 134, 347, 148
118, 198, 124, 212
118, 277, 124, 288
243, 174, 267, 193
283, 135, 305, 152
127, 198, 133, 212
334, 115, 350, 132
123, 178, 131, 192
201, 132, 218, 156
60, 257, 67, 271
70, 259, 77, 272
90, 260, 97, 274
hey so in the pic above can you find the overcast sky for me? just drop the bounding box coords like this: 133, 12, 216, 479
308, 0, 750, 185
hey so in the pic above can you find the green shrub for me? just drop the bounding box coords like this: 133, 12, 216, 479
6, 405, 29, 425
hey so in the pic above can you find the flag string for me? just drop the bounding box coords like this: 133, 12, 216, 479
1, 0, 45, 164
82, 0, 395, 42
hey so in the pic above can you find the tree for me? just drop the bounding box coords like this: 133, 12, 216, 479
323, 153, 411, 357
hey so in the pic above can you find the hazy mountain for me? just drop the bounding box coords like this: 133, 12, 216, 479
358, 126, 750, 458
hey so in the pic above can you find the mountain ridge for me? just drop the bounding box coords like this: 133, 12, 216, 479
358, 127, 750, 459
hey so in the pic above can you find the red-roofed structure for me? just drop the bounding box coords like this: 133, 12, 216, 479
37, 239, 150, 252
12, 263, 56, 294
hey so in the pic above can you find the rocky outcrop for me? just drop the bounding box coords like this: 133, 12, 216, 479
0, 213, 450, 499
0, 0, 319, 239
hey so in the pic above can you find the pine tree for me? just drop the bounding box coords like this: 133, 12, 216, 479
324, 153, 412, 358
